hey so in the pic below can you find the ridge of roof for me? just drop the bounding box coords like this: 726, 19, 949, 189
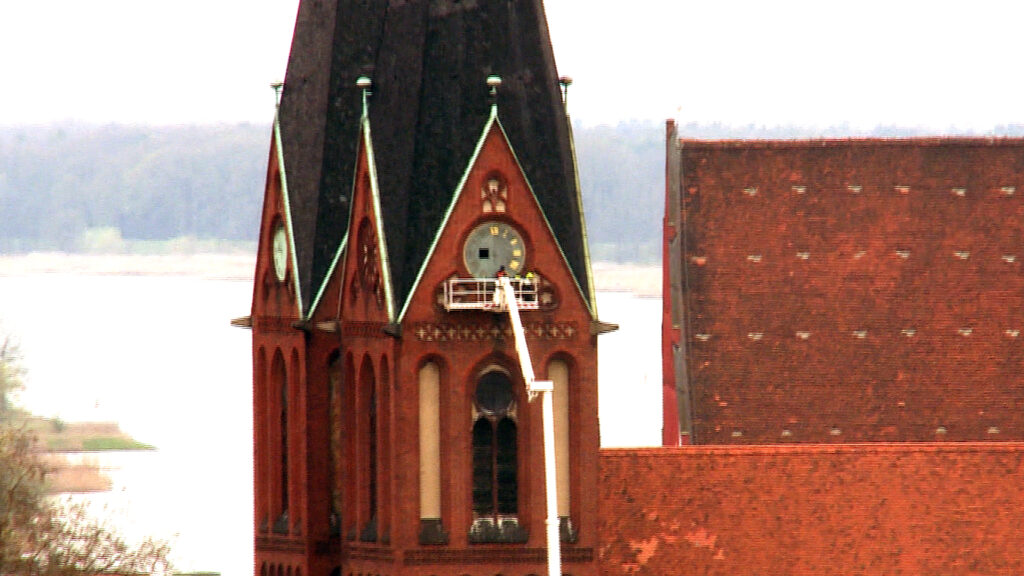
362, 109, 397, 322
565, 112, 598, 318
398, 107, 500, 322
602, 442, 1024, 457
679, 136, 1024, 149
273, 114, 304, 318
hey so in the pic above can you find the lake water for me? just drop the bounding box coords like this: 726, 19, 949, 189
0, 272, 661, 576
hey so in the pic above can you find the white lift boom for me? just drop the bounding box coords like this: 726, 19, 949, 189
496, 276, 561, 576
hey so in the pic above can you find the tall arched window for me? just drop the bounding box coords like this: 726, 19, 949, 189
357, 355, 378, 542
418, 361, 448, 544
343, 353, 356, 540
549, 359, 576, 542
469, 368, 526, 543
327, 351, 342, 536
256, 347, 268, 532
280, 366, 289, 514
271, 351, 289, 533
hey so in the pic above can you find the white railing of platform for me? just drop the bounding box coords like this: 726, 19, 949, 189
443, 277, 539, 311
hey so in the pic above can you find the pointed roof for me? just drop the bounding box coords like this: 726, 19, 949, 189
276, 0, 590, 313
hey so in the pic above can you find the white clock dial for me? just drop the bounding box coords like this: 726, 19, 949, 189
463, 221, 526, 278
272, 225, 288, 282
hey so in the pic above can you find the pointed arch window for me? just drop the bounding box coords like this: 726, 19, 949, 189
327, 351, 342, 536
271, 351, 289, 534
469, 368, 527, 543
357, 355, 378, 542
418, 361, 448, 544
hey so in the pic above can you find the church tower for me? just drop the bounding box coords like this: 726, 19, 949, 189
245, 2, 607, 575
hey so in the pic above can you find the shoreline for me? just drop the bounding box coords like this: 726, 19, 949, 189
0, 252, 662, 297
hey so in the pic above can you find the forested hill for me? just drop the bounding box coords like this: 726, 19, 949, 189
0, 123, 270, 254
4, 121, 1018, 263
0, 122, 665, 261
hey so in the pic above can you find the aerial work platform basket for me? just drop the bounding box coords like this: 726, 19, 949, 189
443, 277, 539, 312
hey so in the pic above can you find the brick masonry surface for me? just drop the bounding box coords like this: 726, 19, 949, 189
599, 445, 1024, 575
673, 138, 1024, 444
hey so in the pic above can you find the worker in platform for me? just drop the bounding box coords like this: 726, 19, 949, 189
493, 266, 508, 307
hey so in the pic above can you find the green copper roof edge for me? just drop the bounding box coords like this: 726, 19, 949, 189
274, 114, 305, 318
565, 113, 598, 318
307, 109, 363, 318
397, 106, 500, 322
492, 113, 592, 316
307, 233, 348, 320
363, 113, 398, 321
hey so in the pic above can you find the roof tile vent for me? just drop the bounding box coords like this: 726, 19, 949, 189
1002, 186, 1016, 196
1002, 255, 1016, 263
747, 255, 762, 263
847, 185, 862, 194
796, 331, 812, 340
852, 330, 868, 339
796, 251, 810, 260
895, 250, 911, 259
954, 251, 970, 260
747, 332, 764, 341
895, 185, 910, 195
901, 328, 917, 337
743, 187, 759, 197
792, 185, 807, 195
952, 187, 967, 197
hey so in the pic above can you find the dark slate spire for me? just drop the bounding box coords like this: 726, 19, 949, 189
277, 0, 590, 313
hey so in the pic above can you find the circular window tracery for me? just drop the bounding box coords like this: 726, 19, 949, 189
475, 370, 515, 416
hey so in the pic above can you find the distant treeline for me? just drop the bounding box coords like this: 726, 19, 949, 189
4, 121, 1022, 262
0, 123, 269, 254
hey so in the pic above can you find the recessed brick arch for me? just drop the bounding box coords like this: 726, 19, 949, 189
357, 353, 378, 541
327, 349, 342, 535
270, 349, 289, 529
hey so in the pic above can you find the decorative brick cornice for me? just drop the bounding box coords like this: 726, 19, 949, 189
344, 545, 395, 562
342, 321, 390, 339
253, 315, 302, 334
412, 322, 578, 342
403, 546, 594, 565
255, 535, 305, 553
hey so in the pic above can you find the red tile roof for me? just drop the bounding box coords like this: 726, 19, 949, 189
666, 136, 1024, 443
600, 444, 1024, 575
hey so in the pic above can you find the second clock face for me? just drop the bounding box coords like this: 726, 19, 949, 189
463, 221, 526, 278
272, 224, 288, 282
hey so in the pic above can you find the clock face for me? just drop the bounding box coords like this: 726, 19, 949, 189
357, 219, 383, 307
463, 221, 526, 278
272, 225, 288, 282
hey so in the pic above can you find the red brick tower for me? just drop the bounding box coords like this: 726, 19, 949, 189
246, 2, 606, 575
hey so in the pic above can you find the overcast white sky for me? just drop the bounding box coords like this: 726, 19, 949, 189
2, 0, 1023, 130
